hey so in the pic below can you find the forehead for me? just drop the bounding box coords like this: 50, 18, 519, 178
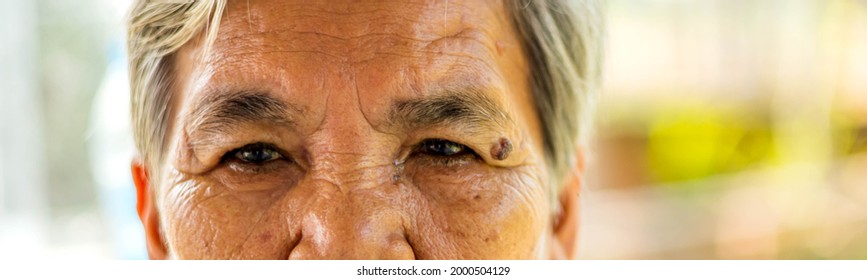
216, 0, 511, 54
176, 0, 529, 129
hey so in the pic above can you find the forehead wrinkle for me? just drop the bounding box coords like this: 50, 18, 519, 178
209, 28, 501, 68
212, 0, 507, 63
225, 0, 476, 36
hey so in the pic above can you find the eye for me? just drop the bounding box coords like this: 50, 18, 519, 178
227, 143, 283, 165
213, 142, 300, 189
418, 139, 474, 157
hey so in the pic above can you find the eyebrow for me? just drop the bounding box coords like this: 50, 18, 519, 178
186, 91, 298, 139
389, 88, 513, 135
185, 88, 511, 144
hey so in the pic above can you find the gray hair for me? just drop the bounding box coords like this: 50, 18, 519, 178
128, 0, 602, 206
508, 0, 603, 204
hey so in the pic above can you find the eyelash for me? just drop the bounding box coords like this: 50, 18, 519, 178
220, 142, 289, 174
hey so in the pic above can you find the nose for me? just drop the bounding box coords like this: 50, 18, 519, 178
287, 184, 416, 259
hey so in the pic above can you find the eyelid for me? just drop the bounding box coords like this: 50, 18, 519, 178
409, 139, 483, 169
225, 160, 287, 175
184, 121, 303, 169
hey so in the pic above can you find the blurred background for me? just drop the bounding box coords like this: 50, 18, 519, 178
0, 0, 865, 259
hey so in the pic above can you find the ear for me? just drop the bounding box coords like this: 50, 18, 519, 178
131, 159, 168, 260
551, 149, 583, 259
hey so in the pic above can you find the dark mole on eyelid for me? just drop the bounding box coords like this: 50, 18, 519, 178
491, 137, 512, 161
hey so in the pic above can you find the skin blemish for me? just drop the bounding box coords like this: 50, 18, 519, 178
392, 159, 404, 182
258, 232, 272, 243
495, 40, 506, 56
490, 137, 512, 161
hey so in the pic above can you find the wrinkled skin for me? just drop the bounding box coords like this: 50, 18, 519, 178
133, 0, 578, 259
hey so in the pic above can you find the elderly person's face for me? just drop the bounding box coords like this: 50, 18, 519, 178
132, 0, 580, 259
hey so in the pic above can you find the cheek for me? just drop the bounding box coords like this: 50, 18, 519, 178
407, 165, 549, 259
158, 169, 299, 259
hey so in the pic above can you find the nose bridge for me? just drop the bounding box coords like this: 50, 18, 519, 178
287, 67, 413, 259
307, 131, 395, 191
305, 80, 397, 193
306, 66, 392, 189
291, 124, 412, 259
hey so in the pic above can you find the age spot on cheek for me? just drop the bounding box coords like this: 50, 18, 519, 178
490, 137, 512, 161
